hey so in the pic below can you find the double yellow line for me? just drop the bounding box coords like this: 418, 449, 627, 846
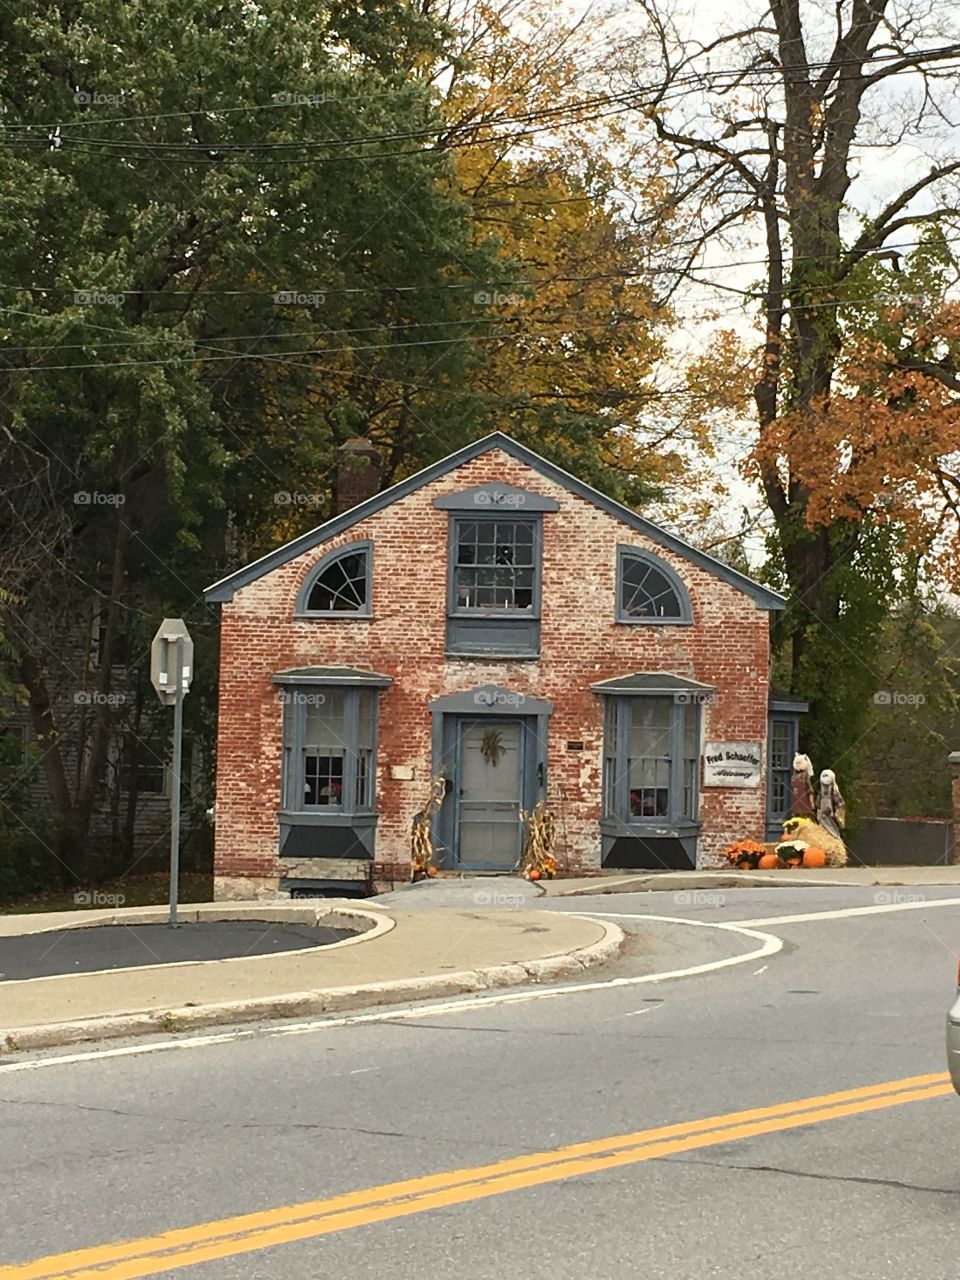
2, 1071, 951, 1280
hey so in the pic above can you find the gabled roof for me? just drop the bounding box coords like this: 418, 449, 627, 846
205, 432, 786, 608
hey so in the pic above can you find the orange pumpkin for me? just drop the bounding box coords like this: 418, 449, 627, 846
802, 846, 826, 868
528, 868, 541, 881
758, 853, 780, 869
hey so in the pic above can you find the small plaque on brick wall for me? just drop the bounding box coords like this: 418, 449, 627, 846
703, 742, 762, 788
390, 764, 415, 781
566, 741, 584, 751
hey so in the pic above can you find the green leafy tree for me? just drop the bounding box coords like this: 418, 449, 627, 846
0, 0, 501, 881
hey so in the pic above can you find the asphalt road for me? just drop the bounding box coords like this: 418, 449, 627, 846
2, 882, 960, 1279
0, 921, 351, 980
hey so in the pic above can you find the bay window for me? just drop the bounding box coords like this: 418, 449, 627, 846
595, 674, 711, 829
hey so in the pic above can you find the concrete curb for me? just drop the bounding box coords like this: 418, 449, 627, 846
556, 871, 911, 895
1, 917, 624, 1053
0, 899, 388, 938
0, 906, 394, 991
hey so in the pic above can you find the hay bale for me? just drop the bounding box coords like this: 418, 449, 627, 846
782, 817, 847, 867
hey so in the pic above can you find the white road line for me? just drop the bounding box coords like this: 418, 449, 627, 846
753, 965, 768, 975
727, 898, 960, 928
576, 898, 960, 929
0, 916, 781, 1074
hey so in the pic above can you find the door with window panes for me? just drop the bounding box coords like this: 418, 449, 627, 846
765, 716, 798, 838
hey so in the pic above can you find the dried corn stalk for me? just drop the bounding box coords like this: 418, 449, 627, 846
411, 775, 446, 880
518, 801, 558, 880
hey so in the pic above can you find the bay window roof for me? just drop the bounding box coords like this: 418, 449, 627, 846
273, 666, 392, 687
590, 672, 715, 696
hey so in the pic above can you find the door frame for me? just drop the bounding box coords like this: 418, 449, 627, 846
428, 685, 552, 870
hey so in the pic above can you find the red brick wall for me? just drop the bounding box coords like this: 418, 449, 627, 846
213, 448, 771, 884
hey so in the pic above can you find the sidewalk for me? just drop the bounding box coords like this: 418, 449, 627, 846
542, 865, 960, 895
0, 897, 621, 1051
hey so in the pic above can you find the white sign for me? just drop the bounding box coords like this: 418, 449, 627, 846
150, 618, 194, 707
703, 741, 762, 788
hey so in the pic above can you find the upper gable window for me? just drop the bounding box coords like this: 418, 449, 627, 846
297, 543, 372, 617
454, 518, 536, 611
617, 547, 692, 624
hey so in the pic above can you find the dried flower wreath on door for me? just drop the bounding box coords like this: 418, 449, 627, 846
480, 729, 504, 765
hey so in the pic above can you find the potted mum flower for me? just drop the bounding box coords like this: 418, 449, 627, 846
722, 839, 767, 870
776, 838, 808, 867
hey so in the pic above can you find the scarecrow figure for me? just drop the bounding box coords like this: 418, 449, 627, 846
791, 753, 815, 816
816, 768, 846, 840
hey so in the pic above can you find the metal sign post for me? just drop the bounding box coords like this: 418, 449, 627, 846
169, 637, 184, 927
151, 619, 194, 928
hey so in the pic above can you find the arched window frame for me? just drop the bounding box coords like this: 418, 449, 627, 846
616, 546, 693, 626
295, 541, 373, 618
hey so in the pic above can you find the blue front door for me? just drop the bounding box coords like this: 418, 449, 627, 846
455, 717, 525, 869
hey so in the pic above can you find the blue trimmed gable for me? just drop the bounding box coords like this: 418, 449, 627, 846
205, 433, 785, 611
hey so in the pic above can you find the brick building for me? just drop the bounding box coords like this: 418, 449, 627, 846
205, 433, 794, 898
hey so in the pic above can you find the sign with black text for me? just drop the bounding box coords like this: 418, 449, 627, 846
703, 742, 762, 788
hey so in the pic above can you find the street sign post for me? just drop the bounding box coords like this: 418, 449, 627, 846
151, 619, 194, 927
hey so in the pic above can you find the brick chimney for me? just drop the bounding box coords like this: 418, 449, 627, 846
335, 437, 382, 514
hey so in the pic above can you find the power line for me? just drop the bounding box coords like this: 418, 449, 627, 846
0, 228, 956, 312
5, 43, 957, 136
3, 47, 958, 167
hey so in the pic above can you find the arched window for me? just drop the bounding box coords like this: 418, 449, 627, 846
297, 543, 372, 616
617, 547, 692, 624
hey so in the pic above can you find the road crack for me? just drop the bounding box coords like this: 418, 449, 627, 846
667, 1154, 960, 1197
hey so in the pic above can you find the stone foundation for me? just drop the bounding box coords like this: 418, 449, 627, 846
213, 875, 283, 902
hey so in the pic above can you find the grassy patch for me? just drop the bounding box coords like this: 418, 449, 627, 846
0, 870, 214, 915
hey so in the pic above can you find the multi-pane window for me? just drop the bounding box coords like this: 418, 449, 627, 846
602, 700, 619, 818
603, 695, 700, 825
768, 718, 794, 820
628, 699, 671, 817
356, 692, 375, 809
453, 519, 536, 611
0, 724, 27, 770
119, 734, 167, 796
302, 546, 370, 614
282, 685, 378, 815
302, 691, 346, 806
617, 549, 691, 623
682, 704, 699, 817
